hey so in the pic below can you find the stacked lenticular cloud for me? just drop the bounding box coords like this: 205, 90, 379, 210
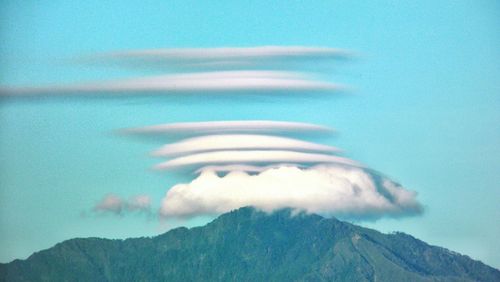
106, 46, 423, 219
1, 46, 423, 220
126, 120, 353, 171
125, 120, 422, 219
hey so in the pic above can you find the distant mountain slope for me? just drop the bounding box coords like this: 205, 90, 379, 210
1, 207, 499, 281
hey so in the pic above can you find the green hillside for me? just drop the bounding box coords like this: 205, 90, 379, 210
1, 207, 499, 281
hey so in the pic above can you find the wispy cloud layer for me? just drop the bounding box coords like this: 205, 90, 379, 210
153, 134, 340, 156
159, 165, 422, 219
1, 46, 350, 96
83, 46, 353, 70
100, 46, 351, 60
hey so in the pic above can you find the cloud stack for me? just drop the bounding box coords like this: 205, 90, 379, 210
125, 120, 356, 171
124, 120, 422, 219
0, 45, 422, 220
102, 46, 421, 220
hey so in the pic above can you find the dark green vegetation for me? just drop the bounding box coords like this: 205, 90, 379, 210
1, 207, 499, 282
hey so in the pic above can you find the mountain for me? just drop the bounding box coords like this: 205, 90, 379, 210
1, 207, 499, 282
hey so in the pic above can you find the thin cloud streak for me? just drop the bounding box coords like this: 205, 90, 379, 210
88, 46, 353, 64
76, 46, 355, 72
194, 163, 306, 174
154, 150, 362, 171
153, 134, 341, 157
124, 120, 334, 136
0, 71, 344, 96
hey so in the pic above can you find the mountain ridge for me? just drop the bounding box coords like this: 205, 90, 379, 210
1, 207, 499, 281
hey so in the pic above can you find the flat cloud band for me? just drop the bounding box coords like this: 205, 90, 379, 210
155, 150, 362, 171
152, 134, 341, 157
1, 71, 343, 96
125, 120, 334, 135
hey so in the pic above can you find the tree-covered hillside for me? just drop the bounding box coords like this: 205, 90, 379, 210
1, 207, 499, 281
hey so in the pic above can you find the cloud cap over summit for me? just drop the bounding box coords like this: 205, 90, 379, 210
160, 165, 422, 219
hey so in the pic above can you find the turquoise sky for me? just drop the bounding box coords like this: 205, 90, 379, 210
1, 0, 499, 268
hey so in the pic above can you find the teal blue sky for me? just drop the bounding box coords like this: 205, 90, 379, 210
1, 0, 499, 268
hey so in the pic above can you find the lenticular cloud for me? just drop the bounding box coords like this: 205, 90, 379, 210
152, 134, 340, 156
91, 46, 420, 220
124, 120, 333, 136
1, 45, 421, 221
83, 46, 353, 70
159, 165, 422, 219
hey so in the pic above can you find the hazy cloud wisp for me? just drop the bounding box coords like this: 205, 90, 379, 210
93, 194, 152, 215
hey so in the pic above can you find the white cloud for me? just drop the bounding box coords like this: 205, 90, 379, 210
125, 120, 333, 136
154, 150, 362, 171
159, 165, 422, 219
153, 134, 340, 156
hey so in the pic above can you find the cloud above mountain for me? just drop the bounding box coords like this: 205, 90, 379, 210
159, 165, 422, 219
120, 119, 422, 221
42, 45, 419, 222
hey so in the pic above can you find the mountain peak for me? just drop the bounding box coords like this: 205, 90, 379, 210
1, 208, 499, 282
212, 206, 327, 224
